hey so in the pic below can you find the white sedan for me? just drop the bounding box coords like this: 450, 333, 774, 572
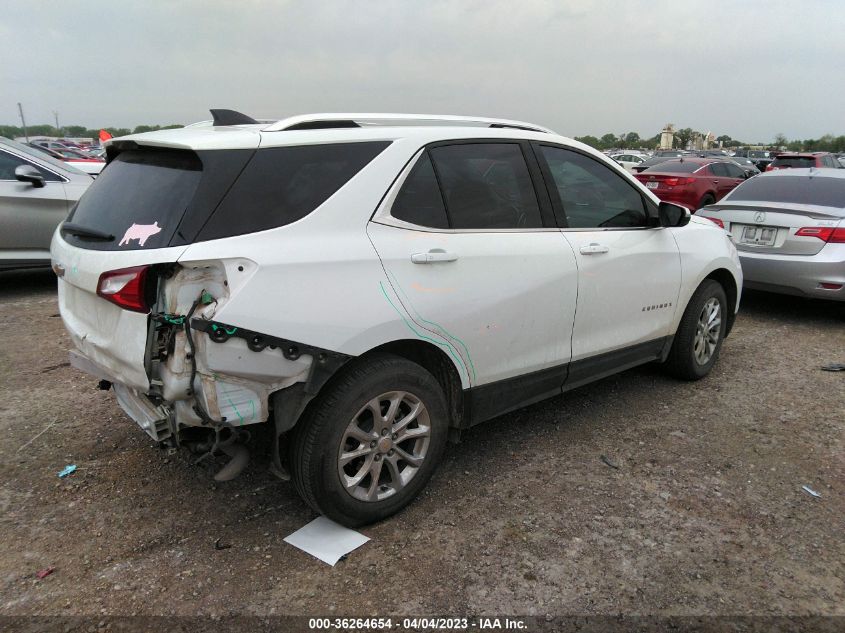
610, 153, 646, 173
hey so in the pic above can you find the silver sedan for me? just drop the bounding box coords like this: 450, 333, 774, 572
698, 169, 845, 301
0, 136, 92, 270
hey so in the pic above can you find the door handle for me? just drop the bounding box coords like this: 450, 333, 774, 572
579, 243, 609, 255
411, 249, 459, 264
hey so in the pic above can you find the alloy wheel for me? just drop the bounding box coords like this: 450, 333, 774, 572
693, 297, 721, 365
337, 391, 431, 502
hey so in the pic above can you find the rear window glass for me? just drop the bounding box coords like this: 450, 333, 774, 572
644, 161, 700, 173
770, 157, 816, 169
198, 142, 390, 241
727, 175, 845, 208
65, 149, 202, 250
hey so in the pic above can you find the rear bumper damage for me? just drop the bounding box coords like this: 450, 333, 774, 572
62, 259, 354, 480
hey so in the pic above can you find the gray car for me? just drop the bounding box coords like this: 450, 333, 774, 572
698, 169, 845, 301
0, 136, 92, 270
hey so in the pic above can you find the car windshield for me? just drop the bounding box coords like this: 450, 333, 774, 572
727, 174, 845, 208
644, 161, 700, 173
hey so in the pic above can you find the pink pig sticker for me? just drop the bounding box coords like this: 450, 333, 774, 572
119, 221, 162, 247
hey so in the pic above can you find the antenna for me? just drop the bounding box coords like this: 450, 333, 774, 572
17, 103, 28, 142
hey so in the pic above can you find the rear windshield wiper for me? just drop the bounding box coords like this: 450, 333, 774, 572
60, 222, 115, 241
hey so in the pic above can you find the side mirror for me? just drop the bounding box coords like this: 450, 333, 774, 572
658, 201, 691, 227
15, 164, 46, 188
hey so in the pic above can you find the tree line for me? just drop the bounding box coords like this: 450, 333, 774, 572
0, 123, 184, 141
573, 129, 845, 153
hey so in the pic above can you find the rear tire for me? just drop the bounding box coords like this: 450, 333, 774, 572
289, 353, 449, 527
697, 194, 716, 210
663, 279, 728, 380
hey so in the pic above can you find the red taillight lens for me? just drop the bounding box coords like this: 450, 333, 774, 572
795, 227, 845, 243
702, 217, 724, 228
663, 177, 695, 186
96, 265, 151, 313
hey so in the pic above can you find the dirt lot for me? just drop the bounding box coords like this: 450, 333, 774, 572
1, 269, 843, 619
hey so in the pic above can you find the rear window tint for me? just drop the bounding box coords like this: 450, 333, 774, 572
198, 142, 390, 241
429, 143, 542, 229
727, 175, 845, 208
770, 157, 816, 169
644, 161, 700, 173
65, 149, 202, 250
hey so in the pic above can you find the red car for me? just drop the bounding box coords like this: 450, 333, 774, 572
765, 152, 842, 171
634, 158, 748, 210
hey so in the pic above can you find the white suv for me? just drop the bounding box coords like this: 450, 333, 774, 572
51, 111, 742, 526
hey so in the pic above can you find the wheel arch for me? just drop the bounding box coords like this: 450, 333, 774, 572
357, 339, 465, 430
272, 338, 465, 438
704, 268, 739, 337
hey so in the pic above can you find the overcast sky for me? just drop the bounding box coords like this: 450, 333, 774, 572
2, 1, 843, 142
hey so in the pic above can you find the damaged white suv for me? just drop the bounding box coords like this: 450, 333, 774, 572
51, 110, 742, 526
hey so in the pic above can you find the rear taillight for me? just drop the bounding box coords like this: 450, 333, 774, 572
702, 217, 724, 228
795, 227, 845, 243
663, 177, 696, 186
97, 265, 151, 313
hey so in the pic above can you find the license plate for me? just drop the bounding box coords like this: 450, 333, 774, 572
739, 225, 778, 246
646, 181, 659, 189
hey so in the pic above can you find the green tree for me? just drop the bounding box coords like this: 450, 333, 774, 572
643, 133, 661, 149
599, 133, 617, 149
574, 135, 601, 149
773, 133, 788, 149
674, 127, 695, 150
623, 132, 640, 149
0, 125, 23, 139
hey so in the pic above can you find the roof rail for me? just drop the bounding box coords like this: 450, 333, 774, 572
262, 113, 555, 134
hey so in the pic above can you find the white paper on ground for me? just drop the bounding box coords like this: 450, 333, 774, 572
283, 516, 370, 566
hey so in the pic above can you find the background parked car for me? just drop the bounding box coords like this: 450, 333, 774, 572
632, 155, 680, 173
747, 150, 772, 172
27, 143, 105, 176
609, 153, 645, 172
698, 169, 845, 301
765, 152, 843, 171
0, 136, 91, 270
726, 156, 761, 178
634, 158, 748, 209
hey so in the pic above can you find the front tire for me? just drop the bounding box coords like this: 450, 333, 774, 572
663, 279, 728, 380
289, 353, 449, 527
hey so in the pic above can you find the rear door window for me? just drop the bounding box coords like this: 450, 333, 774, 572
427, 143, 543, 229
709, 162, 729, 177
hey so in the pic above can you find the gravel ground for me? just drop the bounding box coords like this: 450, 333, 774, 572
1, 269, 843, 619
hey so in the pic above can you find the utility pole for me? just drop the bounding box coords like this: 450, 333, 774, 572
18, 102, 28, 142
53, 110, 60, 137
